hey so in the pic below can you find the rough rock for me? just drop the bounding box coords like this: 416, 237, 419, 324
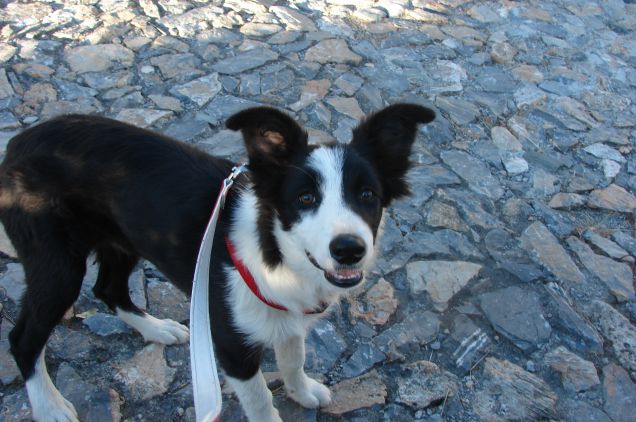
473, 358, 558, 421
57, 363, 122, 422
373, 310, 439, 356
170, 73, 222, 107
115, 109, 173, 128
66, 44, 134, 74
520, 221, 585, 284
588, 184, 636, 213
484, 229, 544, 282
349, 278, 398, 326
114, 344, 176, 401
589, 300, 636, 372
322, 371, 386, 415
441, 150, 504, 199
304, 39, 362, 64
567, 236, 635, 301
340, 343, 385, 378
479, 286, 551, 352
544, 346, 600, 392
396, 361, 459, 409
602, 363, 636, 422
407, 260, 482, 311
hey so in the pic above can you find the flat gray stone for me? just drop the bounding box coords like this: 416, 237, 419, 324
83, 313, 133, 337
435, 96, 480, 125
149, 53, 203, 80
584, 143, 626, 163
212, 48, 279, 74
0, 263, 24, 302
545, 283, 603, 353
440, 150, 504, 199
0, 339, 20, 384
270, 6, 318, 32
373, 310, 440, 356
147, 280, 189, 323
66, 44, 134, 74
57, 363, 122, 422
603, 363, 636, 422
115, 109, 173, 128
567, 236, 634, 301
407, 260, 482, 311
583, 230, 630, 260
485, 229, 545, 282
612, 230, 636, 257
520, 221, 585, 285
589, 300, 636, 372
170, 73, 222, 106
305, 319, 347, 373
0, 69, 15, 99
479, 286, 551, 352
341, 343, 385, 378
450, 315, 490, 373
305, 39, 362, 64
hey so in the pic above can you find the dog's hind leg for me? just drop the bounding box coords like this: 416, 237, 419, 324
6, 213, 89, 422
93, 247, 189, 345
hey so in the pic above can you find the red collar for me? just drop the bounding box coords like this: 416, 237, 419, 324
225, 237, 328, 315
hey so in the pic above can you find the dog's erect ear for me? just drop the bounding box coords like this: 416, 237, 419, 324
350, 103, 435, 205
226, 107, 308, 169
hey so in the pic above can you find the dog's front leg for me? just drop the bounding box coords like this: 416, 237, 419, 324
226, 371, 282, 422
274, 335, 331, 408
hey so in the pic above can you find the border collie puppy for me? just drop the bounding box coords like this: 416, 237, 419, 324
0, 103, 435, 421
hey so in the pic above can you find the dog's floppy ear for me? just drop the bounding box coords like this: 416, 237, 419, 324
350, 103, 435, 205
226, 107, 308, 169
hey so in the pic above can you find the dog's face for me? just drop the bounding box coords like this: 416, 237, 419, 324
227, 104, 435, 290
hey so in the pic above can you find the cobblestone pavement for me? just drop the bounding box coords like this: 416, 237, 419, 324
1, 0, 636, 421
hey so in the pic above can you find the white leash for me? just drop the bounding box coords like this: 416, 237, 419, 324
190, 164, 247, 422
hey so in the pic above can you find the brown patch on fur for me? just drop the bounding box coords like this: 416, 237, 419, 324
0, 174, 48, 213
263, 131, 285, 145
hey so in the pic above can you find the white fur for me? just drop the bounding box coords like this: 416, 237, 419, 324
226, 146, 376, 347
275, 335, 331, 408
226, 372, 282, 422
116, 309, 189, 344
26, 349, 79, 422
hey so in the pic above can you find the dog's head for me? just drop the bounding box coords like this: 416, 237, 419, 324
227, 104, 435, 290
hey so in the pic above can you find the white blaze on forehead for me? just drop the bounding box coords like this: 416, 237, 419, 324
299, 146, 374, 269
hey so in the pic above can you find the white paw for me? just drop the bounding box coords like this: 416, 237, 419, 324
286, 376, 331, 409
29, 384, 78, 422
117, 310, 190, 345
142, 317, 190, 345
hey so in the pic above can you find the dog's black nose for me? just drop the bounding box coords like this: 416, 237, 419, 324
330, 235, 366, 265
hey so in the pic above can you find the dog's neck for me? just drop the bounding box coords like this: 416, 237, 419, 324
226, 188, 342, 315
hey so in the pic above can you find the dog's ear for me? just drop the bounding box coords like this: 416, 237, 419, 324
226, 107, 308, 169
350, 103, 435, 205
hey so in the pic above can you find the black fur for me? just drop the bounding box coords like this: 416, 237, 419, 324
0, 104, 435, 390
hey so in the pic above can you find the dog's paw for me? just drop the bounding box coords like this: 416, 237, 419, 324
286, 376, 331, 409
141, 316, 190, 345
30, 388, 79, 422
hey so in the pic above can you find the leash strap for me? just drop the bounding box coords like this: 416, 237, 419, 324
190, 164, 247, 422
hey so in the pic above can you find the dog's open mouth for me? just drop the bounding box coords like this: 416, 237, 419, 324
306, 252, 364, 287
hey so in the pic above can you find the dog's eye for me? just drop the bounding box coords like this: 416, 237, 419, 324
359, 189, 375, 202
298, 192, 316, 206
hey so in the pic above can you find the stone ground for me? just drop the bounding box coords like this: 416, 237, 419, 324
1, 0, 636, 420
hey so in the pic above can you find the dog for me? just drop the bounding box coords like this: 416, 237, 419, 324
0, 103, 435, 421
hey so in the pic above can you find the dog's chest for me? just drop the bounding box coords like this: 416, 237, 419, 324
225, 270, 319, 346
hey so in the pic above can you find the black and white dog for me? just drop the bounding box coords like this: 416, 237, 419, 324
0, 103, 435, 421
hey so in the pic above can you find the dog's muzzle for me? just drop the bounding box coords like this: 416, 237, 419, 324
306, 251, 364, 288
